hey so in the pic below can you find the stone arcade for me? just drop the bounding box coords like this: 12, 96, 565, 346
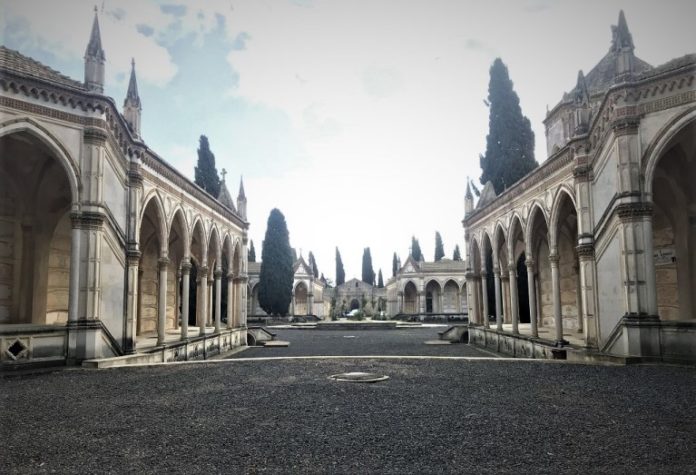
464, 12, 696, 363
0, 11, 249, 367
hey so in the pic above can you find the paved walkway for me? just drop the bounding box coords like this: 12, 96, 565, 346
233, 326, 496, 358
2, 358, 695, 474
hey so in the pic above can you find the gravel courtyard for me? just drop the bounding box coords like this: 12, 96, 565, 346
2, 329, 696, 474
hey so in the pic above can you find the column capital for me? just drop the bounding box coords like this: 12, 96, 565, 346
507, 264, 517, 273
126, 249, 141, 265
158, 257, 170, 269
214, 268, 223, 278
480, 269, 487, 278
576, 244, 595, 260
198, 266, 209, 278
233, 275, 248, 284
525, 258, 535, 268
181, 260, 192, 273
548, 254, 560, 265
616, 202, 653, 222
492, 267, 501, 277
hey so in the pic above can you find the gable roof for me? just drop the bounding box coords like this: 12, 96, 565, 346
0, 46, 85, 90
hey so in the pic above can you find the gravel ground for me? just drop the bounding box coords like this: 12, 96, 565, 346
234, 327, 494, 358
2, 358, 695, 474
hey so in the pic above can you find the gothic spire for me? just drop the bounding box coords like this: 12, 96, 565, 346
611, 10, 634, 52
574, 70, 589, 104
126, 58, 140, 106
238, 176, 246, 201
465, 178, 473, 199
237, 176, 247, 220
84, 6, 105, 92
85, 6, 105, 61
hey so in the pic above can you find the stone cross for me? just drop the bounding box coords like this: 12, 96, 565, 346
221, 168, 227, 182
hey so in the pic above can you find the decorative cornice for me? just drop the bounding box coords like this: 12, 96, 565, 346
77, 211, 105, 230
616, 202, 653, 221
128, 162, 143, 187
611, 117, 640, 136
573, 163, 594, 182
126, 249, 141, 265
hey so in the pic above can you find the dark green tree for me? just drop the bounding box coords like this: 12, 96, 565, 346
434, 231, 445, 261
392, 252, 399, 276
361, 247, 375, 285
258, 209, 294, 316
453, 244, 462, 261
411, 236, 423, 261
291, 248, 297, 262
248, 240, 256, 262
479, 58, 537, 194
194, 135, 221, 197
335, 247, 345, 286
308, 251, 319, 278
377, 269, 384, 288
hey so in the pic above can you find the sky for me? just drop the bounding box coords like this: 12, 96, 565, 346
2, 0, 695, 282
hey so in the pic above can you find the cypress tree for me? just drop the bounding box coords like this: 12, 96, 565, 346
258, 209, 294, 316
361, 247, 375, 285
377, 269, 384, 288
411, 236, 423, 261
479, 58, 537, 194
194, 135, 221, 197
453, 244, 462, 261
308, 251, 319, 278
248, 240, 256, 262
392, 252, 399, 277
434, 231, 445, 261
335, 247, 345, 286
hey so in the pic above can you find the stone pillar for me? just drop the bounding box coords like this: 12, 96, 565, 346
68, 215, 82, 323
525, 259, 538, 338
493, 268, 502, 331
508, 264, 519, 335
465, 272, 477, 324
157, 257, 169, 346
234, 275, 248, 328
398, 291, 404, 313
214, 267, 222, 333
125, 248, 140, 352
308, 292, 314, 316
180, 259, 191, 340
480, 271, 490, 329
197, 266, 208, 335
227, 271, 235, 329
438, 291, 443, 315
419, 290, 426, 315
576, 245, 598, 346
207, 275, 214, 326
550, 253, 563, 344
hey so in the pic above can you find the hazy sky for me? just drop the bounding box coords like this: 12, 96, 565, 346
2, 0, 695, 281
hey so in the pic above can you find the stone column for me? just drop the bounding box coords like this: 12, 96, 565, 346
125, 248, 140, 352
175, 267, 182, 329
493, 267, 503, 331
234, 275, 248, 328
227, 271, 235, 329
214, 267, 222, 333
308, 292, 314, 316
180, 259, 191, 340
465, 272, 477, 324
419, 290, 426, 315
207, 275, 214, 326
508, 264, 519, 335
438, 291, 443, 315
550, 253, 563, 344
398, 291, 404, 313
480, 271, 490, 329
197, 266, 208, 335
525, 259, 538, 338
577, 245, 598, 347
68, 214, 82, 323
157, 257, 169, 346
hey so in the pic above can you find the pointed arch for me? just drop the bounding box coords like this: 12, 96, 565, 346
0, 118, 81, 206
525, 202, 549, 256
549, 186, 578, 250
139, 191, 167, 256
168, 207, 189, 262
507, 213, 526, 263
207, 224, 222, 270
190, 216, 207, 265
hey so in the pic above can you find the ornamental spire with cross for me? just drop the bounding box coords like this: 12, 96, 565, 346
221, 168, 227, 182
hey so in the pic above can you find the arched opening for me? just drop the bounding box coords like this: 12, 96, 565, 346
168, 210, 187, 332
651, 120, 696, 321
137, 197, 164, 337
190, 219, 206, 331
0, 132, 73, 325
295, 282, 308, 315
230, 241, 243, 325
482, 234, 495, 321
494, 226, 508, 323
249, 283, 260, 316
443, 280, 460, 313
517, 253, 530, 323
207, 227, 221, 329
350, 298, 360, 311
403, 282, 417, 314
425, 280, 441, 314
528, 206, 551, 334
470, 239, 483, 324
554, 192, 581, 332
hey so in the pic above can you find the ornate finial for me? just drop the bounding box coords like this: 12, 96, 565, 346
221, 168, 227, 182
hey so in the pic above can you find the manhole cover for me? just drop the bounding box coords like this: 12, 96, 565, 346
328, 372, 389, 383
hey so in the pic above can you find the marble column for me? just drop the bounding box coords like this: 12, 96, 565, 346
68, 216, 82, 323
509, 264, 519, 334
124, 248, 140, 353
226, 271, 235, 329
493, 268, 503, 331
480, 271, 490, 329
525, 259, 538, 337
197, 266, 208, 335
550, 254, 563, 344
207, 275, 214, 326
214, 267, 222, 333
180, 259, 190, 340
157, 257, 169, 346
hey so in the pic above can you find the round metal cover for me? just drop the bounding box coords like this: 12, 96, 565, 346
328, 372, 389, 383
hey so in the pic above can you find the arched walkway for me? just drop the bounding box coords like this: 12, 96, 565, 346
295, 282, 308, 315
403, 282, 418, 314
425, 280, 441, 314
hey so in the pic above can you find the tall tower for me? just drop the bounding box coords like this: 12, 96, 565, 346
237, 177, 247, 220
84, 7, 105, 93
123, 59, 142, 139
